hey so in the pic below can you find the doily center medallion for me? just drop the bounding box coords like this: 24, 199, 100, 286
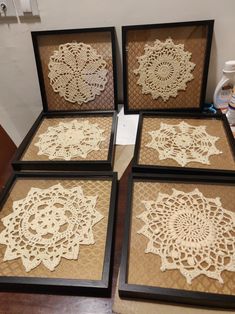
146, 121, 222, 166
174, 133, 192, 148
137, 188, 235, 284
30, 205, 69, 237
48, 42, 108, 105
61, 129, 85, 146
169, 210, 214, 249
0, 184, 104, 272
154, 60, 177, 83
134, 38, 196, 101
35, 119, 106, 161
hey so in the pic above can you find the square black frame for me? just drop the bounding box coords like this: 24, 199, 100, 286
119, 172, 235, 308
12, 111, 117, 171
133, 111, 235, 176
32, 26, 118, 112
122, 20, 214, 114
0, 171, 117, 296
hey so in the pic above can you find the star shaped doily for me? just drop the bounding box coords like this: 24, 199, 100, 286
134, 38, 195, 101
48, 42, 108, 104
146, 121, 222, 166
0, 184, 103, 272
35, 119, 106, 160
137, 188, 235, 284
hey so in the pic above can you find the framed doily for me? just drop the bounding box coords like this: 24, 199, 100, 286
32, 27, 118, 112
119, 173, 235, 308
122, 20, 214, 113
133, 111, 235, 176
0, 171, 117, 296
12, 111, 117, 171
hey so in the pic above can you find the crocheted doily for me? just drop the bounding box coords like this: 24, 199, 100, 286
35, 119, 106, 160
48, 42, 108, 104
146, 121, 222, 166
137, 188, 235, 284
134, 38, 195, 101
0, 183, 103, 272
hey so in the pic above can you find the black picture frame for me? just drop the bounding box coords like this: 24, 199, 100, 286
12, 111, 117, 171
133, 111, 235, 176
0, 171, 117, 296
31, 26, 118, 112
122, 20, 214, 114
119, 172, 235, 308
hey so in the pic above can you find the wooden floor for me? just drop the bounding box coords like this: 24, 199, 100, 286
0, 126, 16, 190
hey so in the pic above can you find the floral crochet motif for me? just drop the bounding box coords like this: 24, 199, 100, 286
137, 188, 235, 284
35, 119, 106, 160
146, 121, 222, 166
48, 42, 108, 104
0, 184, 103, 272
134, 38, 195, 101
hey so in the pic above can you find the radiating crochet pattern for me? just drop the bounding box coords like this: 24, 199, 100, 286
146, 121, 222, 166
134, 38, 195, 101
35, 119, 106, 160
0, 184, 103, 272
137, 188, 235, 284
48, 42, 108, 104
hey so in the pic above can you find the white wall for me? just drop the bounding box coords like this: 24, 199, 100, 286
0, 0, 235, 145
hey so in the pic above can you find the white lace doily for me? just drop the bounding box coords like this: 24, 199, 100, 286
137, 188, 235, 284
146, 121, 222, 166
134, 38, 195, 101
0, 183, 103, 272
48, 42, 108, 104
35, 119, 106, 160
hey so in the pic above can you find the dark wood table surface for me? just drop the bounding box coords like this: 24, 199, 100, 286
0, 161, 131, 314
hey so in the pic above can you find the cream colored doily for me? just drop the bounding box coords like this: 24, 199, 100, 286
0, 183, 103, 272
137, 188, 235, 284
35, 119, 106, 160
134, 38, 195, 101
48, 42, 108, 104
146, 121, 222, 166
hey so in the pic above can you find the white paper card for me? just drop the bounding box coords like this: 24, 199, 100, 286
116, 106, 139, 145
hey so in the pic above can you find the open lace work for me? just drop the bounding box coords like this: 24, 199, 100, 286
0, 183, 103, 272
35, 119, 106, 160
137, 188, 235, 284
134, 38, 195, 101
146, 121, 222, 166
48, 42, 108, 104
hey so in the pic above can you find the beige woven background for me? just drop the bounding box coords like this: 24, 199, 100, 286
21, 115, 112, 161
37, 32, 115, 111
138, 116, 235, 170
126, 25, 207, 110
128, 180, 235, 295
0, 178, 112, 280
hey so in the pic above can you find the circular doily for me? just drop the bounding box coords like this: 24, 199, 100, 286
0, 184, 103, 271
134, 38, 195, 101
146, 121, 222, 166
35, 119, 106, 160
48, 42, 108, 104
137, 188, 235, 284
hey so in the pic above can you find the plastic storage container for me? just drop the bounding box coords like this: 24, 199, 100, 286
213, 60, 235, 109
226, 92, 235, 125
